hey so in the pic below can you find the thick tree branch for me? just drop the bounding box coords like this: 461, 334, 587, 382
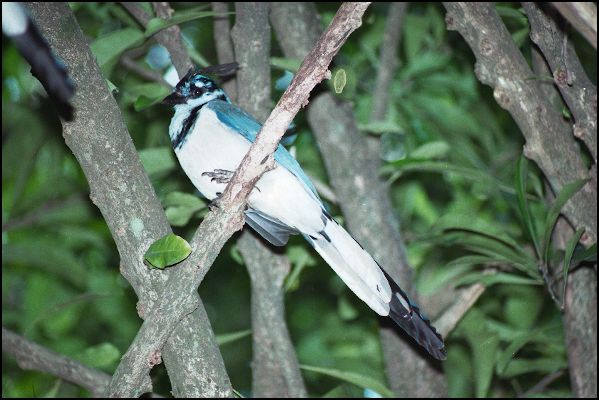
25, 2, 231, 397
551, 2, 597, 50
443, 3, 596, 244
105, 3, 370, 396
523, 2, 597, 163
2, 327, 111, 397
212, 2, 237, 99
230, 3, 307, 397
270, 3, 447, 397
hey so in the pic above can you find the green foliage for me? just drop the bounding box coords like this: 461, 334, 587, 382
3, 2, 595, 398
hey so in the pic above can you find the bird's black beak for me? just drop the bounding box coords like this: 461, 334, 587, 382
161, 91, 187, 105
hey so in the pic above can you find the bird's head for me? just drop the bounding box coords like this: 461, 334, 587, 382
162, 68, 229, 109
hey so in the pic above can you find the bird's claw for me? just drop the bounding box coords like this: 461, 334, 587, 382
202, 169, 234, 184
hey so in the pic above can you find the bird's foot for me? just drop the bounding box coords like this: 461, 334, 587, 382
208, 192, 223, 212
202, 169, 234, 184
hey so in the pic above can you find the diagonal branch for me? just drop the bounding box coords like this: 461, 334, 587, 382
2, 327, 111, 397
105, 3, 371, 397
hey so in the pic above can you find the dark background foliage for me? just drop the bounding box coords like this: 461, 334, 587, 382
2, 2, 596, 397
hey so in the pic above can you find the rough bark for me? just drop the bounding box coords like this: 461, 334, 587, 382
212, 2, 237, 99
270, 3, 447, 397
443, 2, 596, 244
25, 2, 232, 397
103, 3, 370, 396
551, 2, 597, 50
370, 2, 408, 122
3, 327, 111, 397
524, 2, 597, 163
231, 3, 308, 397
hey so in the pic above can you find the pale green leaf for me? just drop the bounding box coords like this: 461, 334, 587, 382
144, 233, 192, 269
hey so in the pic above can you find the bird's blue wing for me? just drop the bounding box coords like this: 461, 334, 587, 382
208, 100, 320, 200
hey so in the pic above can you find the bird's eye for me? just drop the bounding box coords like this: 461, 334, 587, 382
192, 86, 204, 96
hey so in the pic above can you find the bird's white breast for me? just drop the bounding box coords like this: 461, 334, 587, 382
173, 107, 324, 235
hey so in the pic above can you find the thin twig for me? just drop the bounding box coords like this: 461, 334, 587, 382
121, 54, 171, 87
434, 283, 485, 338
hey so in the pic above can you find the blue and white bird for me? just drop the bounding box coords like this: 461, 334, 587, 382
162, 68, 446, 360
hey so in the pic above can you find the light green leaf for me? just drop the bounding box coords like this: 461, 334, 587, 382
333, 68, 347, 94
145, 8, 226, 37
163, 191, 206, 226
358, 120, 403, 135
515, 155, 541, 258
454, 272, 542, 287
216, 329, 251, 346
144, 233, 192, 269
90, 28, 144, 68
410, 141, 450, 160
270, 57, 301, 72
300, 364, 395, 398
139, 147, 176, 176
77, 343, 121, 369
542, 178, 589, 263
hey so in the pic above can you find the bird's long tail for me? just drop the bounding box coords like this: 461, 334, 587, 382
306, 215, 446, 360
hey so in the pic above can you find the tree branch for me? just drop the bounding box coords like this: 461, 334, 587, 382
551, 2, 597, 50
212, 2, 237, 99
443, 3, 596, 244
370, 2, 408, 122
230, 3, 307, 396
2, 327, 111, 397
121, 2, 193, 77
25, 2, 231, 397
105, 3, 371, 396
270, 3, 447, 397
523, 2, 597, 163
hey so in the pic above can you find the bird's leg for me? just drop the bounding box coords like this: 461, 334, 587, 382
207, 191, 224, 211
202, 169, 234, 184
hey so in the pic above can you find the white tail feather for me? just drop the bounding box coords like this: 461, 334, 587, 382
310, 219, 392, 316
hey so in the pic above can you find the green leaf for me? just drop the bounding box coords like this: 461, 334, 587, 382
139, 147, 177, 176
216, 329, 252, 346
515, 155, 541, 258
144, 8, 226, 37
270, 57, 301, 72
333, 68, 347, 94
129, 83, 172, 111
90, 28, 144, 68
300, 364, 395, 398
163, 191, 206, 226
461, 310, 499, 397
454, 272, 542, 287
571, 243, 597, 265
496, 334, 533, 375
144, 233, 192, 269
562, 228, 585, 307
542, 178, 589, 263
358, 120, 403, 135
77, 343, 121, 369
410, 141, 450, 160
